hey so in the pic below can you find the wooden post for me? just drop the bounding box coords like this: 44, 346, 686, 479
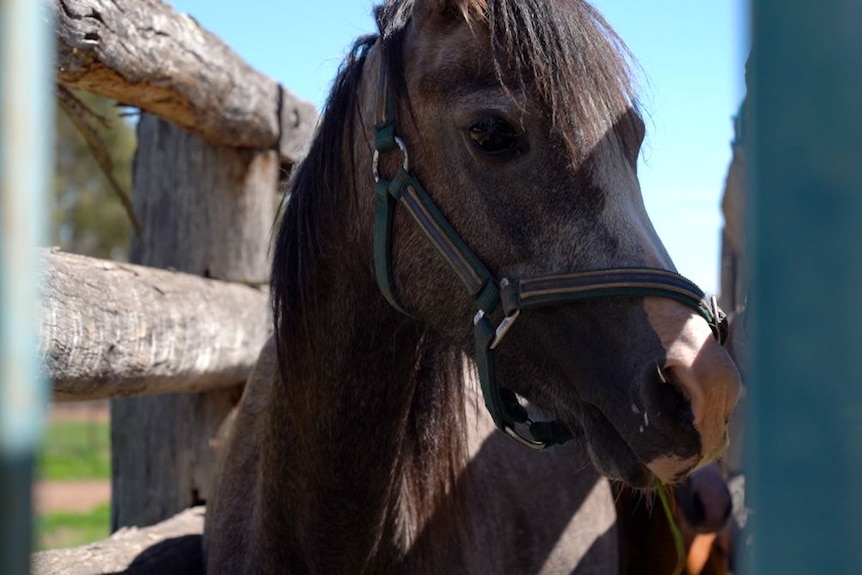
746, 1, 862, 572
110, 115, 277, 528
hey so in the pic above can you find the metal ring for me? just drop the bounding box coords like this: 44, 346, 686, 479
372, 136, 409, 182
504, 424, 547, 450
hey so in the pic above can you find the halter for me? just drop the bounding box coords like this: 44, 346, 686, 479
371, 60, 726, 449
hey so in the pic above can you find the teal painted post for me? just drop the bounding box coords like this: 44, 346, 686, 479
0, 0, 53, 571
746, 1, 862, 574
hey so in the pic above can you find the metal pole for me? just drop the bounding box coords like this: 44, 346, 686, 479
0, 0, 53, 572
746, 1, 862, 573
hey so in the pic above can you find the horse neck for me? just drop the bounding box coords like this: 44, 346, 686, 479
261, 182, 468, 571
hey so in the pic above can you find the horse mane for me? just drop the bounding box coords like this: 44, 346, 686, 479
270, 24, 472, 544
481, 0, 642, 159
271, 34, 376, 356
376, 0, 642, 158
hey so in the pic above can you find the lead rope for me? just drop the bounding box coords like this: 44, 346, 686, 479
657, 480, 686, 575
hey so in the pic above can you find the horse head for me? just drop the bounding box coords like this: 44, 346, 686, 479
278, 0, 741, 488
365, 0, 741, 487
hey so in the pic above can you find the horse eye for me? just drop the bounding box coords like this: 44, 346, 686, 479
468, 117, 520, 156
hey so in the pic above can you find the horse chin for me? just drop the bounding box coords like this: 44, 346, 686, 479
576, 404, 655, 489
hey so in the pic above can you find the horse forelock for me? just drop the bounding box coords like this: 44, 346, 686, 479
483, 0, 643, 161
373, 0, 643, 171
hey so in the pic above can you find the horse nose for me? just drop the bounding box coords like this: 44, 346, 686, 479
643, 298, 741, 473
677, 463, 733, 533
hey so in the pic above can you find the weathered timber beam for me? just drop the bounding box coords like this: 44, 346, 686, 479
31, 506, 205, 575
40, 249, 270, 401
54, 0, 316, 163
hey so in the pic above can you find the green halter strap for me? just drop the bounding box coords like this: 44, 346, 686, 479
371, 60, 726, 449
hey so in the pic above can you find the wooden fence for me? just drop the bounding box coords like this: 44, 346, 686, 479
34, 0, 317, 571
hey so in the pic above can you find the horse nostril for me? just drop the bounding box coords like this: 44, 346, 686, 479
650, 366, 695, 428
640, 364, 703, 481
644, 298, 742, 465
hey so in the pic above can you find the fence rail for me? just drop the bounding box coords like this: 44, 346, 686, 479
40, 249, 270, 402
55, 0, 316, 163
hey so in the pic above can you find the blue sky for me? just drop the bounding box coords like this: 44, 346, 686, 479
169, 0, 749, 294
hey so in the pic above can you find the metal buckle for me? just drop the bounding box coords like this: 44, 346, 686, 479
708, 295, 729, 344
473, 308, 521, 350
372, 136, 409, 183
472, 277, 520, 349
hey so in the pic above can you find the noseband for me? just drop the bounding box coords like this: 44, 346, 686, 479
371, 58, 726, 449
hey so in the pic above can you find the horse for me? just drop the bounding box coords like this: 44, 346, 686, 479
616, 462, 734, 575
204, 0, 741, 572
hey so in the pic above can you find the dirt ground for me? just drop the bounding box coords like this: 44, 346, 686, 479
34, 480, 111, 514
37, 401, 111, 514
48, 400, 109, 423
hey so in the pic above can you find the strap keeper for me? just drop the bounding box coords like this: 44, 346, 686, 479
374, 121, 397, 153
387, 169, 411, 200
500, 278, 520, 316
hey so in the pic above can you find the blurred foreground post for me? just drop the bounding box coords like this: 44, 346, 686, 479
747, 1, 862, 573
0, 0, 53, 573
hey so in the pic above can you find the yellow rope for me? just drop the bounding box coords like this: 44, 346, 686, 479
657, 480, 686, 575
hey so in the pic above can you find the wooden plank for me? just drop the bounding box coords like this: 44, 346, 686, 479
40, 249, 270, 401
31, 506, 205, 575
54, 0, 316, 163
111, 115, 276, 529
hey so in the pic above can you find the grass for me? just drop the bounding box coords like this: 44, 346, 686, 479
37, 419, 110, 481
36, 503, 111, 551
36, 417, 112, 549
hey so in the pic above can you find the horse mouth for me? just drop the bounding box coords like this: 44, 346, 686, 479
576, 403, 659, 488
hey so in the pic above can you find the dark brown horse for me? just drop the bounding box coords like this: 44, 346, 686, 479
205, 1, 740, 572
616, 462, 735, 575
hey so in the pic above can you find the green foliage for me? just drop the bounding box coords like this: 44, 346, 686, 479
36, 503, 111, 551
37, 420, 110, 481
53, 91, 136, 260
